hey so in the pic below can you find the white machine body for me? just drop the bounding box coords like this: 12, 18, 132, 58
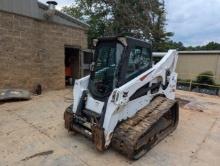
72, 50, 178, 147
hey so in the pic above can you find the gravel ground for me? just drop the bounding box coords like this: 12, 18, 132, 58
0, 89, 220, 166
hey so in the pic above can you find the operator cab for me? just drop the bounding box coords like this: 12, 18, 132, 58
89, 36, 152, 100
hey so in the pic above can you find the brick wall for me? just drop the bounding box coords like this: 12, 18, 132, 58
0, 11, 88, 91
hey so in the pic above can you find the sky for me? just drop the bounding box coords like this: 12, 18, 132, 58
39, 0, 220, 46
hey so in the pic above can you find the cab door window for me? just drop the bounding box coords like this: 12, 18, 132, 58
126, 46, 151, 80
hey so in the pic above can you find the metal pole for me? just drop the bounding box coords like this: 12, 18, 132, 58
189, 79, 192, 91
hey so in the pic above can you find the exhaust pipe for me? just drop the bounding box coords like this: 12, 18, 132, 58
44, 1, 58, 18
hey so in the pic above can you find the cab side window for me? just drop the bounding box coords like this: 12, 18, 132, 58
126, 46, 151, 80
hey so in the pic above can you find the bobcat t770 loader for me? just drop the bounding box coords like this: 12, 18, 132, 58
64, 36, 179, 160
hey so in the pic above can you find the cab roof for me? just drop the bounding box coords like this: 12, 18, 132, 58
97, 36, 152, 48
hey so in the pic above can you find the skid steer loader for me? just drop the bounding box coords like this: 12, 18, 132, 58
64, 36, 179, 160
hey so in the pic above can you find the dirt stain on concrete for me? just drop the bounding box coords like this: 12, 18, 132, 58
21, 150, 54, 161
185, 101, 205, 112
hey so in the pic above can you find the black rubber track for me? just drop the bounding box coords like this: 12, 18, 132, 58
111, 96, 179, 160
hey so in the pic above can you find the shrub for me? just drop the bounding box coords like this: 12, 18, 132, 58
196, 71, 215, 85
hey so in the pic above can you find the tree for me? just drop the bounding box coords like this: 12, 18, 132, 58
202, 42, 220, 50
160, 40, 185, 52
184, 42, 220, 51
160, 41, 220, 51
62, 0, 172, 49
62, 0, 109, 47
